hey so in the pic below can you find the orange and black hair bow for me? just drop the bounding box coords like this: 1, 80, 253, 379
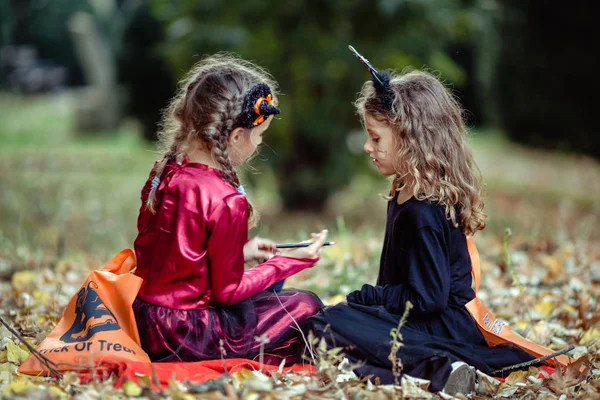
240, 83, 280, 128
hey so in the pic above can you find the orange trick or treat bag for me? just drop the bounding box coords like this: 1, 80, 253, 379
464, 238, 574, 369
18, 249, 150, 376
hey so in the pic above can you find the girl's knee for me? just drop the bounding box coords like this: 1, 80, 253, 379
295, 291, 324, 316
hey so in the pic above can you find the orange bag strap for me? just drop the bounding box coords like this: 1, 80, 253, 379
101, 249, 137, 275
467, 237, 481, 293
465, 238, 575, 369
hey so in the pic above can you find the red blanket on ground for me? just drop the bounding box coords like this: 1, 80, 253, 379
78, 359, 315, 389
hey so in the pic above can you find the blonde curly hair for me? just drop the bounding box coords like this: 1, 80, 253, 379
355, 69, 486, 236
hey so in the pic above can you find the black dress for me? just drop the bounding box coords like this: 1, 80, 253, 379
304, 195, 534, 392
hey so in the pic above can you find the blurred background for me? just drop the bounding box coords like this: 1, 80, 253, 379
0, 0, 598, 293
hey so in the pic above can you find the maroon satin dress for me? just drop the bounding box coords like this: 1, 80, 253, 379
132, 159, 322, 365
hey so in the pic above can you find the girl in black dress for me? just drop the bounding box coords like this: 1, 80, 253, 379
303, 50, 536, 394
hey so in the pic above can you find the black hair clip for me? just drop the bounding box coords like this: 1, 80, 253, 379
349, 45, 394, 110
240, 83, 280, 128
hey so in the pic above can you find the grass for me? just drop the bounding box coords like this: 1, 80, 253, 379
0, 93, 155, 259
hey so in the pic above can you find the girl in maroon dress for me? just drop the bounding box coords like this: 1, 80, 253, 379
132, 54, 328, 366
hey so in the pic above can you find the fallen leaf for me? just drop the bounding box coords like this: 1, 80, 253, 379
402, 374, 430, 391
11, 270, 38, 292
505, 370, 528, 385
563, 356, 591, 383
133, 373, 152, 389
48, 386, 67, 399
232, 368, 255, 383
6, 340, 29, 364
0, 362, 17, 384
60, 371, 80, 387
514, 320, 529, 330
580, 328, 600, 346
542, 255, 563, 279
0, 324, 11, 339
577, 291, 590, 328
546, 356, 589, 396
528, 321, 553, 345
534, 301, 556, 318
496, 383, 520, 398
244, 372, 273, 392
1, 380, 40, 395
32, 289, 51, 307
122, 380, 142, 397
242, 393, 261, 400
559, 304, 577, 316
475, 370, 500, 395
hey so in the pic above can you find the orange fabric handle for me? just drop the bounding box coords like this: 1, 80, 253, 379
101, 249, 136, 275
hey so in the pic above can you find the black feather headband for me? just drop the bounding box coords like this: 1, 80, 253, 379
348, 45, 394, 111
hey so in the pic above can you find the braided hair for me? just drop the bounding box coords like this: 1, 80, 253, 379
145, 54, 279, 227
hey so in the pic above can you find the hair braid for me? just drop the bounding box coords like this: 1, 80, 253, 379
146, 118, 189, 214
208, 93, 258, 225
203, 88, 244, 184
212, 135, 240, 187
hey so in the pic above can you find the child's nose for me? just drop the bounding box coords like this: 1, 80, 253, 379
364, 141, 373, 154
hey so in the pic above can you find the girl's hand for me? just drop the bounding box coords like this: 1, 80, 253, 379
283, 229, 328, 260
244, 236, 277, 263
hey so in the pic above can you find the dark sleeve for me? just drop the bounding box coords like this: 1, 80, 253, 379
347, 226, 450, 316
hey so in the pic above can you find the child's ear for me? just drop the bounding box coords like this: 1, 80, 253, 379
228, 127, 247, 145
